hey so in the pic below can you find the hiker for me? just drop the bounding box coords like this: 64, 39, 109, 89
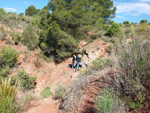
82, 49, 89, 59
75, 54, 83, 71
79, 48, 89, 59
72, 54, 76, 68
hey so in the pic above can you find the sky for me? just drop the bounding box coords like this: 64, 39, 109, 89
0, 0, 150, 23
113, 0, 150, 23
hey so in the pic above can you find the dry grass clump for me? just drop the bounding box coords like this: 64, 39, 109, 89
104, 38, 150, 112
0, 77, 20, 113
60, 67, 110, 113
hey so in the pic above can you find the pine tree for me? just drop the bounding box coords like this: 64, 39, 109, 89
25, 5, 40, 16
40, 0, 116, 57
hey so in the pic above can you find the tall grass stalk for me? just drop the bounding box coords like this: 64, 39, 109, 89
0, 77, 20, 113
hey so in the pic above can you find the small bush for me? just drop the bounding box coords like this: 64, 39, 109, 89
40, 42, 48, 51
0, 46, 19, 67
55, 84, 65, 99
123, 21, 130, 27
21, 16, 29, 23
92, 56, 110, 70
35, 50, 52, 62
106, 45, 113, 54
5, 38, 13, 45
95, 90, 117, 113
90, 34, 97, 39
12, 70, 36, 91
40, 86, 53, 98
34, 58, 42, 67
32, 17, 40, 26
0, 32, 7, 41
107, 23, 121, 37
139, 23, 148, 32
10, 32, 21, 45
0, 67, 11, 78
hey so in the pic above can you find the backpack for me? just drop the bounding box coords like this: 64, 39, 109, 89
77, 54, 82, 62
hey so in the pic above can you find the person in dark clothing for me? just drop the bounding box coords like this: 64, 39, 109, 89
82, 49, 89, 59
72, 54, 76, 68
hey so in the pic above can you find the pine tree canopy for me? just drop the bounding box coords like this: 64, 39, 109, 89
40, 0, 116, 57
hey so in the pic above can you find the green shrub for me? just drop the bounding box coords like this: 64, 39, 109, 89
120, 39, 150, 87
21, 16, 29, 23
95, 90, 117, 113
40, 42, 48, 51
139, 23, 148, 32
124, 92, 145, 110
123, 21, 130, 27
21, 24, 39, 50
0, 32, 7, 41
109, 38, 150, 111
14, 36, 20, 45
12, 70, 36, 91
0, 77, 20, 113
35, 50, 52, 62
90, 34, 97, 39
42, 55, 52, 62
0, 46, 19, 67
34, 58, 42, 67
18, 12, 24, 17
92, 56, 110, 70
106, 45, 113, 54
0, 25, 5, 33
10, 32, 21, 45
32, 17, 40, 26
107, 23, 121, 37
55, 84, 65, 99
5, 38, 13, 45
0, 8, 6, 15
140, 19, 148, 24
40, 86, 53, 98
0, 67, 11, 78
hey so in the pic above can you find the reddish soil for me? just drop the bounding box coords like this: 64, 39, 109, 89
0, 30, 110, 113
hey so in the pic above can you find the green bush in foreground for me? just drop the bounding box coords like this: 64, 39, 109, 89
95, 90, 117, 113
40, 86, 53, 98
0, 77, 20, 113
12, 70, 36, 91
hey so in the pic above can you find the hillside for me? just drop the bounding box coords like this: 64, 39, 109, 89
0, 25, 110, 112
1, 1, 150, 113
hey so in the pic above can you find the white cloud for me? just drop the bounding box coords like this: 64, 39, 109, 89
139, 0, 150, 2
116, 15, 125, 19
115, 2, 150, 16
24, 1, 28, 4
4, 7, 17, 12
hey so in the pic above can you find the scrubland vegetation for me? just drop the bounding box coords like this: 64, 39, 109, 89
0, 0, 150, 112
